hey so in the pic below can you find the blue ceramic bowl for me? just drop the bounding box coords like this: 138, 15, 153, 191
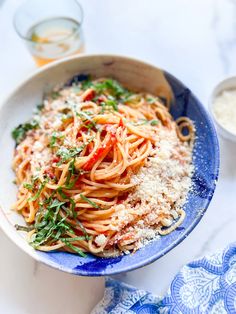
0, 55, 219, 276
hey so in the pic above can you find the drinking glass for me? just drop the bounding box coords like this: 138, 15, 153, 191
14, 0, 84, 66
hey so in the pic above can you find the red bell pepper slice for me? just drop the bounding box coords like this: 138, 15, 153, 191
81, 89, 95, 102
83, 132, 117, 171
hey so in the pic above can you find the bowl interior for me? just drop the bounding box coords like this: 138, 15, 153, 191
0, 55, 219, 275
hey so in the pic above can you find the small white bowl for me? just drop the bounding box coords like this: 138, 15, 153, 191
209, 76, 236, 142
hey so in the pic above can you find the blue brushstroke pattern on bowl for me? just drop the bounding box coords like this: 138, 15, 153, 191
37, 70, 220, 276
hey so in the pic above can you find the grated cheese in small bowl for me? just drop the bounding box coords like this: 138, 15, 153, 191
210, 76, 236, 142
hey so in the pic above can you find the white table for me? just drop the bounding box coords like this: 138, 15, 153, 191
1, 0, 236, 313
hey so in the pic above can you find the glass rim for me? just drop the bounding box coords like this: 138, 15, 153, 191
13, 0, 84, 44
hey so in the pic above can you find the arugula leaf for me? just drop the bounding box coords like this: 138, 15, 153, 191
12, 120, 39, 145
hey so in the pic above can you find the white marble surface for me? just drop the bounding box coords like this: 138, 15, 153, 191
1, 0, 236, 313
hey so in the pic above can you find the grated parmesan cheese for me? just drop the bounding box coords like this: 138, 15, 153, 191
33, 141, 44, 151
95, 234, 107, 246
213, 89, 236, 134
110, 127, 193, 249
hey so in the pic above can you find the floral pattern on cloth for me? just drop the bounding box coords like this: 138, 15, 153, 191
91, 243, 236, 313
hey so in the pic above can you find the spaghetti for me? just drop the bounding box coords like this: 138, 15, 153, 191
12, 77, 194, 257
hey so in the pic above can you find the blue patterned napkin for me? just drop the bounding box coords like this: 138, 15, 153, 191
92, 243, 236, 313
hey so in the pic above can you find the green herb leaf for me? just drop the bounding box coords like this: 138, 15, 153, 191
25, 191, 88, 256
94, 79, 129, 98
57, 187, 76, 218
80, 194, 101, 209
59, 236, 89, 242
36, 104, 44, 112
56, 146, 84, 165
23, 182, 34, 190
61, 240, 87, 257
81, 77, 93, 90
50, 132, 58, 147
56, 136, 95, 165
150, 119, 159, 126
49, 132, 64, 148
57, 187, 68, 199
65, 158, 75, 185
12, 120, 39, 145
51, 91, 61, 100
100, 97, 118, 113
147, 97, 156, 104
77, 111, 97, 129
28, 179, 48, 202
74, 218, 90, 240
48, 199, 66, 222
132, 119, 149, 126
21, 191, 90, 255
106, 97, 118, 111
48, 199, 66, 209
15, 224, 34, 232
64, 178, 78, 189
23, 175, 39, 191
131, 119, 159, 126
